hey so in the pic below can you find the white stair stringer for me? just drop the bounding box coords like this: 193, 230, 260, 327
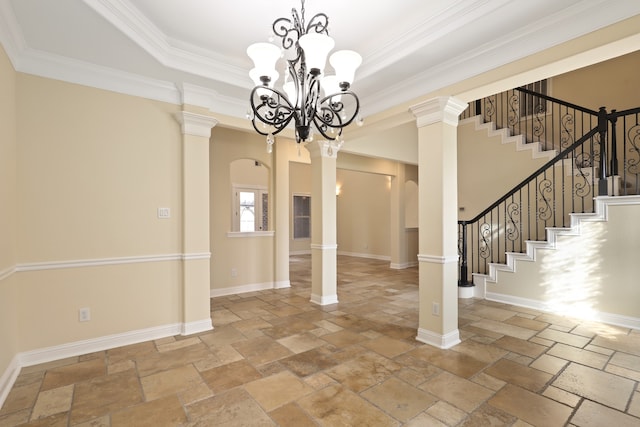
471, 195, 639, 297
460, 115, 557, 161
469, 195, 640, 329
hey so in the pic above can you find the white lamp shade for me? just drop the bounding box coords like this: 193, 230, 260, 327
247, 43, 281, 78
298, 33, 335, 72
329, 50, 362, 85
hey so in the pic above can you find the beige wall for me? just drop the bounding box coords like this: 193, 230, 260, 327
210, 127, 275, 291
0, 43, 19, 387
553, 50, 640, 111
336, 169, 391, 258
457, 119, 551, 220
14, 75, 186, 351
289, 160, 312, 254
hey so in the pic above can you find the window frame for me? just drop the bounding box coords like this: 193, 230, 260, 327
292, 193, 311, 240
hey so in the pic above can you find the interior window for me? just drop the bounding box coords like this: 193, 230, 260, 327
230, 159, 269, 232
293, 194, 311, 239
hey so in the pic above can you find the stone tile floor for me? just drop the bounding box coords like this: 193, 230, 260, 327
1, 255, 639, 426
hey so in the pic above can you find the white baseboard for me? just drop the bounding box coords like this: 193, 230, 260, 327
486, 292, 640, 331
416, 328, 461, 349
337, 251, 391, 261
274, 280, 291, 289
0, 355, 20, 411
19, 323, 184, 368
210, 282, 276, 298
310, 294, 339, 306
390, 261, 418, 270
181, 319, 213, 336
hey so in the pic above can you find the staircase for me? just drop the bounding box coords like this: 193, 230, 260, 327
457, 85, 640, 329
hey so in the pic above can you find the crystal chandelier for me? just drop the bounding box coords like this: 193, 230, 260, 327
247, 0, 362, 152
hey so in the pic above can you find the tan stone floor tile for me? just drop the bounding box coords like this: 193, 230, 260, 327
492, 335, 547, 358
570, 399, 640, 427
425, 400, 468, 426
405, 412, 448, 427
155, 336, 201, 353
198, 324, 246, 347
261, 319, 319, 340
450, 339, 508, 363
279, 346, 339, 377
244, 371, 315, 411
30, 384, 73, 421
277, 332, 326, 354
530, 354, 569, 375
16, 412, 69, 426
11, 371, 44, 389
529, 336, 555, 347
504, 352, 534, 366
297, 384, 399, 427
605, 364, 640, 382
304, 372, 337, 389
0, 381, 40, 416
313, 319, 343, 332
199, 359, 262, 394
269, 402, 317, 427
484, 359, 552, 392
68, 414, 109, 427
533, 313, 579, 329
361, 335, 414, 358
0, 409, 30, 426
464, 304, 518, 321
193, 343, 244, 371
178, 381, 213, 405
69, 370, 144, 425
19, 358, 79, 376
488, 384, 572, 426
420, 371, 494, 413
141, 364, 203, 401
326, 351, 402, 392
231, 336, 293, 366
609, 351, 640, 372
41, 358, 106, 391
407, 345, 488, 379
547, 342, 609, 369
186, 388, 275, 426
535, 328, 591, 348
553, 363, 635, 411
629, 391, 640, 418
107, 359, 135, 374
543, 385, 581, 407
459, 403, 517, 427
470, 372, 507, 391
461, 325, 505, 340
361, 377, 438, 422
469, 319, 536, 340
111, 395, 186, 427
320, 329, 368, 347
584, 344, 614, 355
395, 365, 442, 386
211, 308, 243, 325
135, 343, 212, 377
504, 315, 549, 331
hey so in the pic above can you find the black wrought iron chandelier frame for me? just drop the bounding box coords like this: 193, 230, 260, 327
249, 0, 360, 143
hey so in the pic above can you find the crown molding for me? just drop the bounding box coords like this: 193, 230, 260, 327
82, 0, 249, 88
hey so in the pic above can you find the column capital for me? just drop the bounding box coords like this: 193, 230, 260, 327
175, 111, 218, 138
409, 96, 468, 128
304, 139, 344, 159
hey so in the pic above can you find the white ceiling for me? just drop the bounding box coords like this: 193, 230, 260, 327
1, 0, 639, 121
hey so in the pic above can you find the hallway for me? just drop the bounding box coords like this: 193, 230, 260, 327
1, 256, 639, 426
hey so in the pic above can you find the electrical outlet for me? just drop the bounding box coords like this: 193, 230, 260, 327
432, 302, 440, 316
79, 307, 91, 322
231, 268, 237, 277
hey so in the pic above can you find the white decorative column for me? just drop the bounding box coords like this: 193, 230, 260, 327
175, 111, 217, 335
305, 140, 341, 305
410, 96, 467, 349
273, 139, 291, 289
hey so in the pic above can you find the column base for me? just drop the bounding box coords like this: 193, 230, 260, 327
181, 318, 213, 336
310, 294, 339, 306
274, 280, 291, 289
416, 328, 461, 349
458, 285, 475, 299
